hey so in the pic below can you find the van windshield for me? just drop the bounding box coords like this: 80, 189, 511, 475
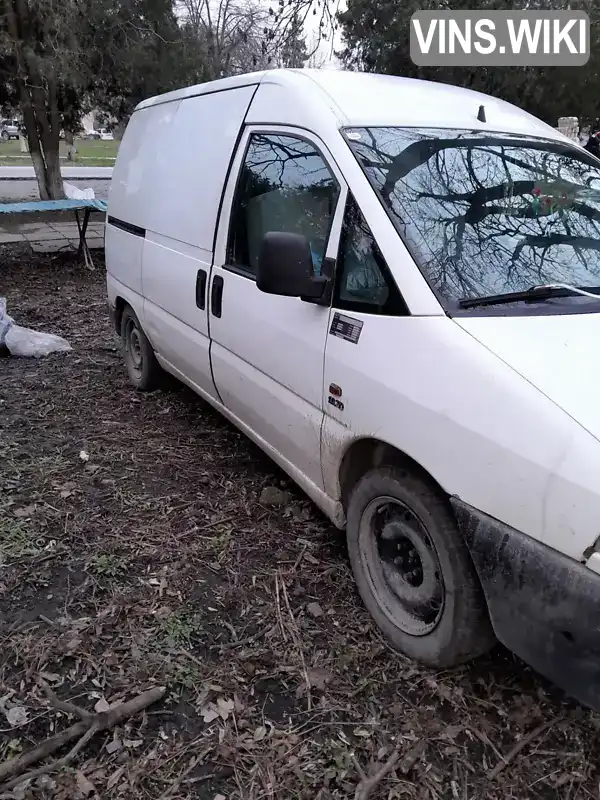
344, 127, 600, 309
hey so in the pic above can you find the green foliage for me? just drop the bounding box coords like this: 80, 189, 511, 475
160, 611, 200, 648
88, 0, 205, 122
87, 552, 126, 578
168, 661, 201, 691
338, 0, 600, 126
0, 515, 39, 559
278, 12, 309, 68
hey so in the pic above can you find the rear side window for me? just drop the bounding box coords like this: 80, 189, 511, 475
228, 133, 340, 277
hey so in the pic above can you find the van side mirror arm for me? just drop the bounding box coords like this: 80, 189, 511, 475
301, 274, 332, 306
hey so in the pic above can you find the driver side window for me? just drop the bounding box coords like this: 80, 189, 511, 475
227, 132, 340, 278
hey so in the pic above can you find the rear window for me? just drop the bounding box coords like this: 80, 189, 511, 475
344, 127, 600, 308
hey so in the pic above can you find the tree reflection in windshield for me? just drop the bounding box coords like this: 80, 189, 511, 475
345, 127, 600, 303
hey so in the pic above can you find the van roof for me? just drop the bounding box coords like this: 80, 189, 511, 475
135, 68, 566, 141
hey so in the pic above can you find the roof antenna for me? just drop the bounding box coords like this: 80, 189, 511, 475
477, 104, 487, 123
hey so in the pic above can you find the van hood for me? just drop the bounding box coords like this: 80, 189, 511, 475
455, 313, 600, 441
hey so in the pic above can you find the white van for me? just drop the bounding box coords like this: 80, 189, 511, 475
106, 69, 600, 710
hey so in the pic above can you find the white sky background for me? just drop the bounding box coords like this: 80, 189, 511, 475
174, 0, 348, 69
303, 0, 347, 68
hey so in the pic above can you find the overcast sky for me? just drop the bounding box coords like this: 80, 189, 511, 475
175, 0, 348, 69
304, 0, 346, 68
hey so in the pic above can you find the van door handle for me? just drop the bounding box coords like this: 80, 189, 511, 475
211, 275, 224, 318
196, 269, 207, 310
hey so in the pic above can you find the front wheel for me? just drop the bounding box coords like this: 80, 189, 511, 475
1, 131, 9, 142
120, 305, 162, 391
346, 466, 495, 667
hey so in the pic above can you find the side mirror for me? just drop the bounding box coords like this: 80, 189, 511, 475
256, 231, 330, 302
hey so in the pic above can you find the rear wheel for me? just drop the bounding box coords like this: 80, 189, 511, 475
120, 305, 162, 391
1, 131, 9, 142
346, 466, 495, 667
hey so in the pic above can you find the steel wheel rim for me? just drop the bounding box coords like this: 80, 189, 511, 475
358, 495, 445, 636
125, 318, 143, 379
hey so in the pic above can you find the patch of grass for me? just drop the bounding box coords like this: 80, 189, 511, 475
0, 515, 40, 558
87, 552, 126, 579
160, 611, 200, 648
321, 738, 356, 787
0, 137, 118, 166
0, 737, 23, 763
72, 139, 119, 159
211, 529, 232, 564
168, 662, 202, 691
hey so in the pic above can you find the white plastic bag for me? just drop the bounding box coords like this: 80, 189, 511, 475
0, 297, 71, 358
63, 181, 95, 200
5, 326, 72, 357
0, 297, 13, 348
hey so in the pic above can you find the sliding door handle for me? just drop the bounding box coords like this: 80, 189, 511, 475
211, 275, 224, 318
196, 269, 207, 310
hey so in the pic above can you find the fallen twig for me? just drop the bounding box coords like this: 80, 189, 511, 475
291, 543, 308, 572
0, 685, 166, 791
354, 739, 425, 800
178, 649, 205, 669
354, 746, 401, 800
214, 625, 274, 652
397, 739, 426, 775
40, 679, 92, 722
274, 573, 288, 644
0, 719, 88, 786
280, 575, 312, 712
351, 753, 367, 782
3, 722, 100, 793
487, 717, 559, 780
157, 765, 217, 799
223, 620, 238, 642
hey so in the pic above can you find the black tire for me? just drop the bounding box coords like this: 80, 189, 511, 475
1, 131, 8, 142
120, 305, 162, 391
347, 466, 495, 667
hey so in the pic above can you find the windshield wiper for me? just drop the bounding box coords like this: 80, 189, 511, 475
458, 283, 600, 309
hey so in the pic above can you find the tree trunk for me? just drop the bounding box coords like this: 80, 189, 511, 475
30, 150, 50, 200
22, 104, 64, 200
44, 145, 64, 199
32, 76, 64, 200
6, 2, 64, 200
5, 0, 48, 199
21, 99, 51, 200
114, 117, 129, 141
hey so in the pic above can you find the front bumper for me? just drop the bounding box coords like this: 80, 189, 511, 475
452, 498, 600, 711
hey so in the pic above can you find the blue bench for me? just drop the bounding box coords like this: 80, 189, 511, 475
0, 198, 107, 267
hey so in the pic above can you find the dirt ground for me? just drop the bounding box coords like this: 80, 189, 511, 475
1, 247, 599, 800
